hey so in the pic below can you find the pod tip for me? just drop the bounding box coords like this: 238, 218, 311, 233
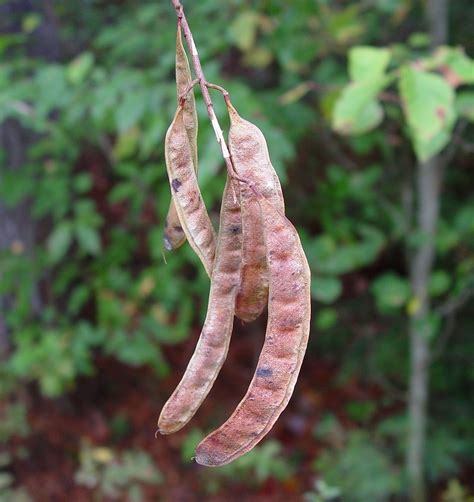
163, 236, 173, 251
195, 443, 230, 467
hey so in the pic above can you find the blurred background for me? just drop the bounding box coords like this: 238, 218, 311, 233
0, 1, 473, 501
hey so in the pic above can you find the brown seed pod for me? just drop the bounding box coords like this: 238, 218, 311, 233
163, 25, 199, 251
195, 194, 311, 466
226, 100, 285, 322
158, 177, 242, 434
165, 105, 216, 276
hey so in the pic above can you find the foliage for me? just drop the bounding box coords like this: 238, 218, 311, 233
314, 430, 402, 502
332, 44, 474, 161
304, 479, 342, 502
0, 0, 474, 499
181, 430, 293, 492
441, 479, 474, 502
0, 402, 29, 442
74, 441, 162, 501
0, 451, 31, 502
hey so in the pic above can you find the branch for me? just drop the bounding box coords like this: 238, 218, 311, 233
439, 119, 468, 169
170, 0, 236, 179
431, 287, 474, 361
435, 285, 474, 317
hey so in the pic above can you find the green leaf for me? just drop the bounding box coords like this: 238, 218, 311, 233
332, 78, 388, 135
349, 46, 391, 81
429, 270, 451, 297
73, 173, 93, 194
48, 222, 73, 263
228, 11, 260, 52
22, 13, 41, 34
75, 224, 101, 255
108, 182, 136, 203
399, 66, 456, 161
311, 276, 342, 304
316, 308, 337, 330
408, 33, 430, 48
115, 92, 148, 133
67, 52, 95, 85
68, 285, 91, 315
113, 126, 140, 159
371, 273, 410, 312
413, 313, 441, 340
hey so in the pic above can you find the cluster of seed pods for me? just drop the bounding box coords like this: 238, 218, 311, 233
159, 25, 311, 466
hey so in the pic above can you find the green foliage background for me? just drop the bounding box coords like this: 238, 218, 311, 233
0, 1, 473, 500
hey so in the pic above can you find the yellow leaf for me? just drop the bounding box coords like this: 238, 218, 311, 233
138, 276, 155, 297
406, 296, 421, 316
151, 305, 168, 324
92, 447, 114, 464
243, 46, 273, 68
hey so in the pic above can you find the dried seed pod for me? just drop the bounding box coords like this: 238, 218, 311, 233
195, 194, 311, 466
165, 105, 216, 276
164, 25, 199, 251
226, 101, 285, 322
158, 177, 242, 434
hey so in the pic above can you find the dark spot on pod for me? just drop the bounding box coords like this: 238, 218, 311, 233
173, 225, 184, 233
256, 367, 273, 378
229, 225, 241, 235
172, 178, 182, 192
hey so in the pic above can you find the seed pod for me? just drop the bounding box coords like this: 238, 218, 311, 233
165, 105, 216, 276
195, 195, 311, 466
226, 100, 285, 322
158, 177, 242, 434
163, 25, 199, 251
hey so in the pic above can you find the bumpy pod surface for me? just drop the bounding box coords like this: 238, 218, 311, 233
158, 177, 242, 434
165, 105, 216, 276
227, 101, 285, 322
195, 195, 311, 466
163, 26, 199, 251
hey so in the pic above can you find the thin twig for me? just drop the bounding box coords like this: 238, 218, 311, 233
315, 122, 358, 170
430, 286, 474, 362
178, 77, 200, 105
435, 286, 474, 317
205, 82, 229, 97
439, 119, 467, 169
430, 310, 456, 362
171, 0, 239, 180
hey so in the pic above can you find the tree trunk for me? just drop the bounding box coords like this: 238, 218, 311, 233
407, 158, 442, 502
0, 0, 60, 357
406, 1, 447, 500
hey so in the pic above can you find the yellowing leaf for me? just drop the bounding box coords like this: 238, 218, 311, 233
399, 66, 456, 161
